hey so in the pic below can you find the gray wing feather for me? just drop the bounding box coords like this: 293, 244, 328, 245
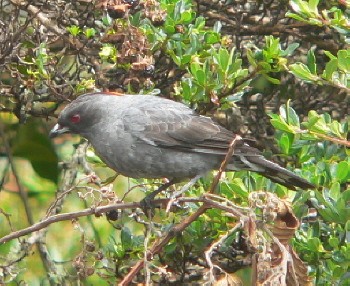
138, 107, 237, 154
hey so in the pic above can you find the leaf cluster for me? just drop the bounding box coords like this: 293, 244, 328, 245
0, 0, 349, 285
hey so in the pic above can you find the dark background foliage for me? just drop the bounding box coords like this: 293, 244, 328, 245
0, 0, 349, 285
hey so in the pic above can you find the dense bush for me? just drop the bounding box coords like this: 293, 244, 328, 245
0, 0, 349, 284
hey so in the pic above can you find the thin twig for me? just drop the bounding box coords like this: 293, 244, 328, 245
205, 222, 243, 283
0, 201, 138, 245
166, 175, 201, 212
0, 195, 249, 245
0, 161, 10, 191
309, 131, 350, 147
144, 221, 152, 286
45, 186, 82, 218
0, 126, 33, 225
208, 135, 241, 194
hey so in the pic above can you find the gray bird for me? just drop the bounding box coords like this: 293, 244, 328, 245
50, 92, 314, 199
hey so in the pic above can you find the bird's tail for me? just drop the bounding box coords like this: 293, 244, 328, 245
227, 143, 314, 190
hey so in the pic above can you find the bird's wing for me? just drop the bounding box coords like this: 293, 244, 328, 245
163, 115, 240, 153
124, 105, 238, 155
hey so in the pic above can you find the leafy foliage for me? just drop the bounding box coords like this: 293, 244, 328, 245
0, 0, 349, 285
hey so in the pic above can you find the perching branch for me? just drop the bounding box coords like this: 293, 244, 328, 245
0, 201, 137, 245
0, 195, 249, 246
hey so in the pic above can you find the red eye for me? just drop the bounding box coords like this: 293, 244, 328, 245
70, 114, 81, 123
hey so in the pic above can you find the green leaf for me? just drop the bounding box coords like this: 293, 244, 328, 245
173, 0, 185, 20
269, 114, 296, 133
284, 102, 300, 128
265, 35, 280, 55
329, 181, 341, 201
246, 49, 257, 68
102, 14, 112, 26
164, 23, 176, 34
180, 54, 192, 65
99, 45, 117, 63
279, 133, 291, 154
224, 179, 249, 199
213, 21, 222, 33
84, 28, 96, 39
195, 69, 206, 86
307, 237, 323, 252
66, 25, 81, 36
190, 61, 201, 75
180, 10, 194, 23
12, 120, 59, 183
309, 0, 320, 15
194, 16, 205, 30
188, 33, 199, 53
283, 42, 300, 56
337, 50, 350, 72
324, 50, 337, 60
121, 227, 133, 250
323, 59, 338, 80
204, 32, 220, 45
181, 78, 192, 101
286, 12, 308, 22
218, 48, 229, 71
289, 1, 303, 14
307, 49, 317, 74
329, 120, 344, 138
329, 237, 339, 249
336, 161, 349, 182
164, 243, 177, 254
305, 110, 320, 128
289, 63, 319, 81
262, 73, 280, 84
299, 145, 312, 163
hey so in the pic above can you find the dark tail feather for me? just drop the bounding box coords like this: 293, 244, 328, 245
251, 157, 315, 190
228, 143, 315, 190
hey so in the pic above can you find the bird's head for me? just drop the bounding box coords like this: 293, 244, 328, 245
49, 93, 104, 138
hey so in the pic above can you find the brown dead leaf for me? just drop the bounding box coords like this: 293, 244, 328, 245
248, 192, 313, 286
269, 200, 299, 244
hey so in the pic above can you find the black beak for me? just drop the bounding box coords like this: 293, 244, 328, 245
49, 124, 71, 138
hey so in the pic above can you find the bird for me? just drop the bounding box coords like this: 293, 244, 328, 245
50, 92, 314, 202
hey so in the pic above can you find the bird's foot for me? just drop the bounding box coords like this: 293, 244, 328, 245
140, 194, 157, 218
139, 180, 176, 218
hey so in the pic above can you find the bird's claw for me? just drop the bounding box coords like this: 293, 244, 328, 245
140, 195, 156, 218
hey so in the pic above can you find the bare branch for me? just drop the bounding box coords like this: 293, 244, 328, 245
0, 195, 248, 245
0, 201, 137, 245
